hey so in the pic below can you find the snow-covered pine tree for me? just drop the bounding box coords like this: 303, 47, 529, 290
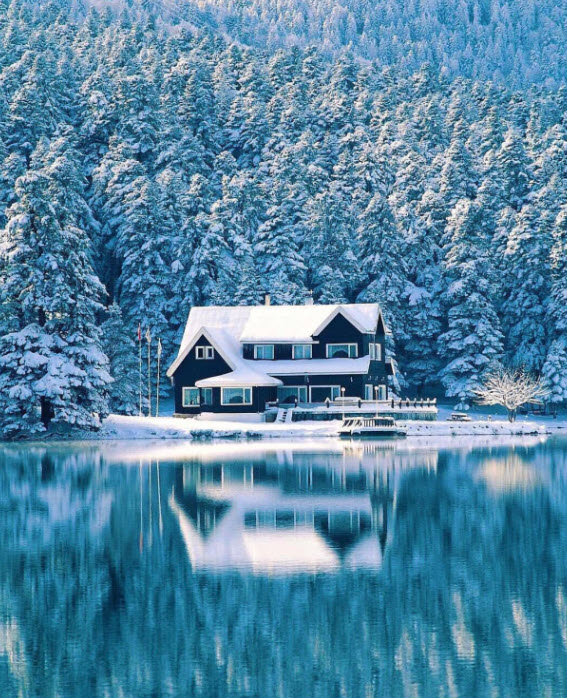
356, 191, 409, 338
497, 127, 531, 211
304, 183, 358, 303
438, 198, 503, 408
501, 203, 550, 371
0, 136, 111, 436
101, 303, 140, 415
542, 205, 567, 403
207, 170, 266, 305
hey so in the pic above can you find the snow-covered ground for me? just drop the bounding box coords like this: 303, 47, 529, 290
97, 413, 567, 441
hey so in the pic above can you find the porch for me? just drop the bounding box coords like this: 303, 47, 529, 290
267, 398, 438, 423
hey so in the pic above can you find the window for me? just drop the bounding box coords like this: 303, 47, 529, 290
365, 384, 373, 400
201, 388, 213, 406
378, 385, 387, 400
221, 387, 253, 405
277, 386, 308, 404
254, 344, 274, 360
292, 344, 312, 360
369, 343, 382, 361
310, 385, 340, 402
326, 343, 358, 358
182, 387, 200, 407
196, 345, 214, 360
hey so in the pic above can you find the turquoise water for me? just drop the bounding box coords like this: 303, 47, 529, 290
1, 436, 566, 697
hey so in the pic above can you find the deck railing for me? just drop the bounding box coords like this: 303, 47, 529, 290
266, 398, 438, 421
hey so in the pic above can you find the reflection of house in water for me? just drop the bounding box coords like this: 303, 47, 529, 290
169, 444, 437, 574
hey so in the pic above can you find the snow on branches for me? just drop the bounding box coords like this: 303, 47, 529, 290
474, 367, 550, 422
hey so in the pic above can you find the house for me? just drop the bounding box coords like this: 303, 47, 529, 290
167, 298, 393, 419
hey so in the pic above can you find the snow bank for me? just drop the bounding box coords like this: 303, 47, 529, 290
402, 419, 555, 437
100, 414, 339, 440
97, 414, 566, 441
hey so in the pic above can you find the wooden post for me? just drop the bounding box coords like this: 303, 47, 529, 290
146, 328, 152, 417
156, 338, 162, 418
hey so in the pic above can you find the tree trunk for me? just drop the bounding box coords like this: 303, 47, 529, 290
40, 397, 54, 430
507, 408, 516, 423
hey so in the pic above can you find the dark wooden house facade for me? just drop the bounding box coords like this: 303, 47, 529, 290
167, 301, 392, 418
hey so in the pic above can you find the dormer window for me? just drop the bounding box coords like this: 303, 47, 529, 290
254, 344, 274, 360
326, 343, 358, 358
196, 345, 214, 360
292, 344, 312, 360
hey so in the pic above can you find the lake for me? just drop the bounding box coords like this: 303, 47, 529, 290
1, 435, 566, 697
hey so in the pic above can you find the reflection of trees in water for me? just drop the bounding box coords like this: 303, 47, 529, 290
1, 443, 567, 695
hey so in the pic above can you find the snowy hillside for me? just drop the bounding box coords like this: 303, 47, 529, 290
81, 0, 567, 87
0, 0, 566, 436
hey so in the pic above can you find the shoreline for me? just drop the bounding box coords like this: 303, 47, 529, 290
2, 414, 564, 444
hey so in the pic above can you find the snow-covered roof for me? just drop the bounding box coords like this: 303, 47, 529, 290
167, 303, 382, 380
240, 303, 380, 342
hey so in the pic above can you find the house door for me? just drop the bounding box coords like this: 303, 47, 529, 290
365, 384, 373, 400
310, 385, 340, 403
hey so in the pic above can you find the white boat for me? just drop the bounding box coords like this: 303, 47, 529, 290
338, 416, 407, 439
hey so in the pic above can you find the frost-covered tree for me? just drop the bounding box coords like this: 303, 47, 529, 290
0, 138, 110, 436
501, 204, 550, 371
101, 303, 140, 415
475, 366, 549, 422
542, 206, 567, 403
438, 199, 503, 407
255, 182, 307, 304
305, 184, 358, 303
357, 192, 409, 338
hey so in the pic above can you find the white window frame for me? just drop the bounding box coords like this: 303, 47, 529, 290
277, 386, 308, 403
195, 345, 214, 360
253, 344, 274, 360
378, 385, 387, 400
292, 344, 312, 360
326, 343, 358, 359
365, 384, 373, 400
182, 387, 200, 407
369, 343, 382, 361
201, 387, 213, 406
309, 385, 341, 402
221, 387, 253, 406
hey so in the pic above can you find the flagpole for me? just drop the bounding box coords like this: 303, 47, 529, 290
156, 338, 162, 418
138, 323, 142, 417
147, 328, 152, 418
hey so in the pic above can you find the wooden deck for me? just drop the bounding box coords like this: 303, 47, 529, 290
270, 399, 439, 422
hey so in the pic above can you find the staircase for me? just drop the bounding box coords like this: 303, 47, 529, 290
276, 407, 295, 423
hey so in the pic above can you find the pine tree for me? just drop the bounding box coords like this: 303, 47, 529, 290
542, 205, 567, 403
501, 204, 550, 371
304, 184, 358, 303
497, 128, 531, 211
438, 199, 503, 407
255, 188, 307, 305
0, 137, 111, 436
357, 192, 409, 337
101, 303, 140, 415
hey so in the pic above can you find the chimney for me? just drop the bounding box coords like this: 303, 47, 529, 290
304, 290, 314, 306
264, 294, 271, 306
